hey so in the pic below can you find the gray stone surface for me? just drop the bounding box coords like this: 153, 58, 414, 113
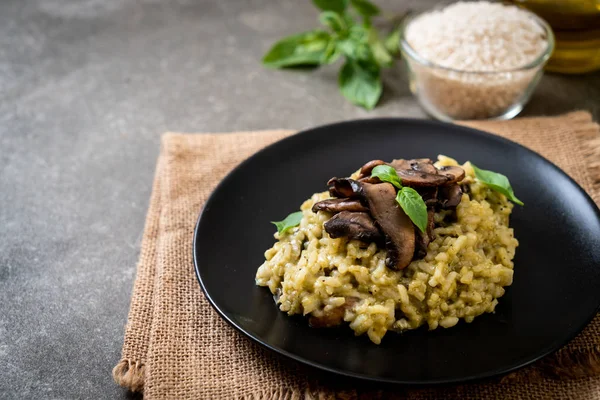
0, 0, 598, 398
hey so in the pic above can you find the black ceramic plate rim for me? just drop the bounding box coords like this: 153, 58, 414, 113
193, 117, 600, 385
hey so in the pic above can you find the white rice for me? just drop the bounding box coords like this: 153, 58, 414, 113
405, 1, 548, 72
403, 1, 549, 120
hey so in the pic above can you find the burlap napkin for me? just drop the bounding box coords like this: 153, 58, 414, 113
114, 112, 600, 399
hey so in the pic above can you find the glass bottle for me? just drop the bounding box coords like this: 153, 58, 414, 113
511, 0, 600, 74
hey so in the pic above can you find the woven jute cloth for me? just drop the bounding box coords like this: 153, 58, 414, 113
114, 111, 600, 399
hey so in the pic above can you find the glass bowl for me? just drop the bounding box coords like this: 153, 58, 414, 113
399, 8, 555, 121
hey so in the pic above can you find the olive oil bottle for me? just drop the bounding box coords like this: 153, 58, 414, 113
511, 0, 600, 74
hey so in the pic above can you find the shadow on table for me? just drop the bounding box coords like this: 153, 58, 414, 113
124, 389, 142, 400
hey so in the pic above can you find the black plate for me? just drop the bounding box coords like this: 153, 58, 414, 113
193, 119, 600, 385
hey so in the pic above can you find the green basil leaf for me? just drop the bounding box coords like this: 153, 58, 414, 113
368, 28, 393, 67
321, 39, 342, 64
336, 25, 370, 61
342, 13, 357, 28
396, 187, 428, 233
319, 11, 347, 33
384, 25, 401, 56
471, 164, 524, 206
262, 30, 330, 68
337, 38, 371, 62
338, 59, 382, 110
371, 164, 402, 189
312, 0, 348, 13
350, 0, 380, 18
271, 211, 304, 234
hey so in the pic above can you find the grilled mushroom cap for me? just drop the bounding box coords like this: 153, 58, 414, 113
327, 177, 363, 198
386, 159, 466, 188
438, 166, 466, 185
357, 159, 386, 179
312, 198, 368, 213
360, 182, 416, 270
389, 159, 450, 187
438, 184, 463, 208
323, 211, 383, 243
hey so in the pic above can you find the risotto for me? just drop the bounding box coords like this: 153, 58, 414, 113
256, 156, 519, 344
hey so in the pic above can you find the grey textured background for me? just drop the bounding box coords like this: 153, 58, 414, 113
1, 0, 599, 398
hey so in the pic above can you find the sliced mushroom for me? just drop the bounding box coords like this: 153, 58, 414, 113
461, 183, 471, 195
357, 159, 386, 179
324, 211, 383, 243
416, 187, 439, 207
357, 176, 381, 184
389, 159, 450, 187
312, 198, 368, 213
410, 158, 438, 174
438, 166, 465, 185
308, 297, 359, 328
327, 177, 362, 199
438, 185, 463, 209
360, 182, 416, 270
414, 209, 435, 259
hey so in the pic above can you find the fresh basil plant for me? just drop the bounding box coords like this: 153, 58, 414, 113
262, 0, 401, 110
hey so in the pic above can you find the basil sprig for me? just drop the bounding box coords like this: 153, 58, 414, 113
371, 165, 428, 233
271, 211, 304, 234
262, 31, 331, 68
471, 164, 524, 206
262, 0, 401, 109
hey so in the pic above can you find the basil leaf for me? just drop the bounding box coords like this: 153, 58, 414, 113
319, 11, 346, 33
342, 13, 357, 28
338, 59, 382, 110
337, 38, 365, 60
371, 164, 402, 189
337, 38, 371, 62
262, 30, 330, 68
335, 24, 377, 63
396, 187, 428, 233
271, 211, 304, 234
350, 0, 380, 18
321, 39, 341, 64
368, 28, 393, 68
471, 164, 524, 206
384, 25, 401, 56
312, 0, 348, 13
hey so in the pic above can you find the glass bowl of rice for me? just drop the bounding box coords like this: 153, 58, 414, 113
399, 1, 555, 121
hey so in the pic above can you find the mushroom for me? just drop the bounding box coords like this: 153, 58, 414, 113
389, 159, 451, 187
360, 182, 416, 270
357, 159, 386, 179
414, 209, 435, 259
323, 211, 383, 243
308, 297, 359, 328
438, 166, 466, 185
438, 185, 463, 208
357, 176, 381, 184
416, 187, 439, 207
312, 198, 368, 213
327, 177, 362, 198
388, 159, 466, 188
